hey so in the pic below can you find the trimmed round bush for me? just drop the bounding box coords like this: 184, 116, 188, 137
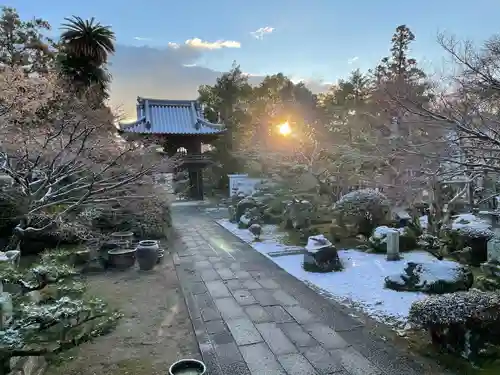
333, 189, 391, 236
408, 290, 500, 363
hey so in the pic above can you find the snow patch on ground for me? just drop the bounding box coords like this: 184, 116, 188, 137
171, 200, 210, 207
204, 207, 226, 212
219, 220, 303, 255
218, 219, 446, 326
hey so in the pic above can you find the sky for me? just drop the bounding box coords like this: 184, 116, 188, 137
7, 0, 500, 117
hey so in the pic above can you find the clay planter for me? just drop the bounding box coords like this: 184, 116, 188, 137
72, 249, 91, 266
107, 248, 136, 270
136, 240, 159, 271
169, 359, 206, 375
157, 248, 165, 264
110, 231, 134, 248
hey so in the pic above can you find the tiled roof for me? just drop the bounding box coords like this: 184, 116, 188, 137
119, 97, 225, 135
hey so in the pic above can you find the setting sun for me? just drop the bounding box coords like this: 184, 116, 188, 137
278, 121, 291, 136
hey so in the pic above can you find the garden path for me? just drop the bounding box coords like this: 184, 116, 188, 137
172, 204, 451, 375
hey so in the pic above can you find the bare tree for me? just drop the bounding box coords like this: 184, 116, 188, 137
383, 33, 500, 233
0, 67, 175, 243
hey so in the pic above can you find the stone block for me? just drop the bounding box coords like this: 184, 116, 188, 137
255, 322, 297, 355
239, 343, 286, 374
226, 318, 263, 346
386, 230, 401, 261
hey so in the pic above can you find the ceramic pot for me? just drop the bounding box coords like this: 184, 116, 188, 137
107, 248, 136, 270
169, 359, 206, 375
136, 240, 159, 271
72, 249, 91, 266
156, 248, 165, 264
110, 231, 134, 248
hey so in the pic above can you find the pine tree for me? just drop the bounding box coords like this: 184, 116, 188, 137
375, 25, 425, 84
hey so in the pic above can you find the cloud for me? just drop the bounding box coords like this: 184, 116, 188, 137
168, 38, 241, 50
133, 36, 152, 41
347, 56, 359, 64
108, 44, 327, 119
167, 42, 180, 49
250, 26, 275, 39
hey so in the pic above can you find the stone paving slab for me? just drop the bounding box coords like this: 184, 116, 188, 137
255, 322, 297, 356
173, 206, 450, 375
226, 318, 263, 346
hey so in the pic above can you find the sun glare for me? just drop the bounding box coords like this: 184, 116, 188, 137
278, 121, 291, 136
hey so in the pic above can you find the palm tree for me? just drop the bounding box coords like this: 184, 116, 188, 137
60, 16, 115, 65
59, 16, 115, 102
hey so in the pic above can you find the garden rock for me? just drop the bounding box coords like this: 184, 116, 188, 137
408, 290, 500, 364
303, 234, 342, 272
248, 223, 262, 240
385, 261, 473, 294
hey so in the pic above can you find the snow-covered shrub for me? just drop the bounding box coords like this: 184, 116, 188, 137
409, 290, 500, 363
0, 251, 121, 373
333, 189, 391, 236
417, 233, 440, 250
19, 215, 89, 256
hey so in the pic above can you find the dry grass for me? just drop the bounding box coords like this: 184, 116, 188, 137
45, 251, 199, 375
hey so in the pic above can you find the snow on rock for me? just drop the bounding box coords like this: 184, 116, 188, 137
372, 226, 405, 242
452, 213, 491, 231
217, 218, 452, 327
305, 234, 332, 254
419, 213, 492, 233
385, 261, 473, 294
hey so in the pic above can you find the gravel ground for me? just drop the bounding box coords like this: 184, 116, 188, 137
45, 247, 200, 375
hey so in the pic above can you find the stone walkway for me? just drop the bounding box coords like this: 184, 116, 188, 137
172, 206, 444, 375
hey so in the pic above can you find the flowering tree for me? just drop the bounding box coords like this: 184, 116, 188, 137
0, 67, 173, 246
